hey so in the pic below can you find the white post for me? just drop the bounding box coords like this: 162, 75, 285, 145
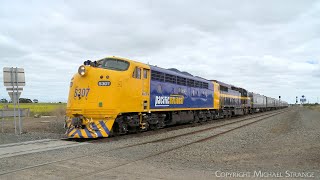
11, 67, 17, 135
1, 110, 3, 133
15, 67, 22, 134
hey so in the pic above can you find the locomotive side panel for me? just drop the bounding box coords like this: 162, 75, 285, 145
119, 63, 151, 113
213, 82, 220, 110
149, 66, 214, 110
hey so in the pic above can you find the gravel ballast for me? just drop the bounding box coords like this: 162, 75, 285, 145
1, 107, 319, 179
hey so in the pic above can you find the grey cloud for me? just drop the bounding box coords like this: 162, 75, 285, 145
0, 0, 319, 103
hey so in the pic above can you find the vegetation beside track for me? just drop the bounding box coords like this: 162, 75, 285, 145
0, 103, 66, 117
303, 104, 320, 111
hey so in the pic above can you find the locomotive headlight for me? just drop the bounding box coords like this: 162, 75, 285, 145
78, 65, 86, 76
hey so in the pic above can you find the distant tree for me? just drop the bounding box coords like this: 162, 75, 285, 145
19, 98, 32, 103
33, 99, 39, 103
0, 98, 8, 103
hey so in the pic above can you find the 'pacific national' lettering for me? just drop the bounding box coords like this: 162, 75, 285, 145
155, 95, 184, 106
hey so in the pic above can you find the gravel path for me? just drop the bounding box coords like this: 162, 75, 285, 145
139, 107, 320, 179
1, 107, 319, 179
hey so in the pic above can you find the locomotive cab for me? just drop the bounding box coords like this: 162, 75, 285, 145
65, 56, 150, 138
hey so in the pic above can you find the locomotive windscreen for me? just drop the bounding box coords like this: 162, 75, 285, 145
100, 58, 130, 71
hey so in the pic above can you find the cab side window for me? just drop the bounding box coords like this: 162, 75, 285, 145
133, 67, 141, 79
143, 69, 148, 79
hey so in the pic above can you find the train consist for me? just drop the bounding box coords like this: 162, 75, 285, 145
65, 56, 288, 138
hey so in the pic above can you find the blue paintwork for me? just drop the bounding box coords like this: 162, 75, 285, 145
99, 121, 110, 135
149, 66, 214, 109
91, 123, 103, 137
84, 128, 93, 138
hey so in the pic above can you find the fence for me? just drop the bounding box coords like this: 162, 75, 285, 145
1, 108, 30, 134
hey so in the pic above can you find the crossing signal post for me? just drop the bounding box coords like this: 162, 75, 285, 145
3, 67, 25, 134
300, 95, 307, 105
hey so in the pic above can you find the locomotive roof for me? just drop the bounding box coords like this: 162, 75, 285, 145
103, 56, 210, 83
211, 80, 232, 88
149, 65, 210, 83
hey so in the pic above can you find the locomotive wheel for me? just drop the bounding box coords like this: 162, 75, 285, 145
193, 115, 200, 123
112, 121, 128, 136
149, 124, 158, 130
227, 111, 232, 119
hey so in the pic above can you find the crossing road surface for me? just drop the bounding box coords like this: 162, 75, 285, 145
0, 139, 87, 159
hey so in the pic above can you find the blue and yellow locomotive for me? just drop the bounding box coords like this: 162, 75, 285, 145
65, 56, 287, 138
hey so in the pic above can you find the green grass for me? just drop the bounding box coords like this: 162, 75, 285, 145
0, 103, 66, 116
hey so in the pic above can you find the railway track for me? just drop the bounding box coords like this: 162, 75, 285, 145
0, 109, 289, 177
72, 109, 290, 179
80, 108, 288, 144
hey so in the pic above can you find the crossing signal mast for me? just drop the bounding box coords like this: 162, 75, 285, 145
300, 95, 307, 105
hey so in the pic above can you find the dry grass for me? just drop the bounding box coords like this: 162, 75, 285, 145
51, 106, 66, 118
305, 105, 320, 112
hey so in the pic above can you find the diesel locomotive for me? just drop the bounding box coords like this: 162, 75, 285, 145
65, 56, 288, 138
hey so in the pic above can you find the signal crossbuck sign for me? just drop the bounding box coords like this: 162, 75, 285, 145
3, 67, 25, 103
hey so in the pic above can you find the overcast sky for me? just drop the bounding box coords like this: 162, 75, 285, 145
0, 0, 319, 103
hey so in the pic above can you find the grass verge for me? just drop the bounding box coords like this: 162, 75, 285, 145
0, 103, 66, 117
